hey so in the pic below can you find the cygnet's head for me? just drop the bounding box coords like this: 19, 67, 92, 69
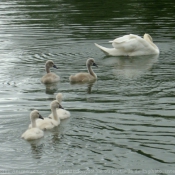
144, 33, 153, 42
50, 100, 64, 110
30, 110, 44, 121
56, 93, 63, 103
86, 58, 98, 67
45, 60, 58, 69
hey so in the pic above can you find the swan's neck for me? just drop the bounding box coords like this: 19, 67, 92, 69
31, 119, 37, 128
144, 36, 157, 49
51, 107, 59, 121
46, 65, 50, 73
87, 65, 96, 77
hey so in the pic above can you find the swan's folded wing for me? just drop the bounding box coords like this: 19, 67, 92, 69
111, 35, 147, 53
109, 35, 130, 43
109, 34, 140, 43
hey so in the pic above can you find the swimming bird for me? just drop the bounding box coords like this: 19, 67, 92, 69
94, 34, 159, 56
69, 58, 98, 82
21, 110, 44, 141
29, 100, 63, 130
49, 93, 70, 120
41, 60, 60, 84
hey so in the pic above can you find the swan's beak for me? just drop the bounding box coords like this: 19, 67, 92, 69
53, 64, 58, 69
93, 62, 98, 68
39, 114, 44, 120
58, 104, 64, 109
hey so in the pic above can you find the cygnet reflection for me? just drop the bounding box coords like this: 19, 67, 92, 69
44, 82, 59, 94
70, 81, 96, 94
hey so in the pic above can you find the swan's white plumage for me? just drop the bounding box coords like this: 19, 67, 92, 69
41, 60, 60, 84
21, 110, 44, 141
49, 93, 71, 120
28, 100, 62, 130
95, 34, 159, 56
69, 58, 98, 82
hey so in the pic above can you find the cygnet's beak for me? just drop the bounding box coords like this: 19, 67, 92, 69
58, 104, 64, 109
53, 64, 58, 69
93, 62, 98, 68
39, 114, 44, 120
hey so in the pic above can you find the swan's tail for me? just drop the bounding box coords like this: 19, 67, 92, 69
94, 43, 119, 56
94, 43, 111, 56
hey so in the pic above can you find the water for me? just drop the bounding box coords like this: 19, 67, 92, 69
0, 0, 175, 174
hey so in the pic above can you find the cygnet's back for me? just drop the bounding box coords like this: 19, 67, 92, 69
69, 58, 98, 82
41, 60, 60, 84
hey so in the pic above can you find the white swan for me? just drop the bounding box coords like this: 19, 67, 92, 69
49, 93, 70, 120
94, 34, 159, 56
21, 110, 44, 141
41, 60, 60, 84
29, 100, 63, 130
69, 58, 98, 82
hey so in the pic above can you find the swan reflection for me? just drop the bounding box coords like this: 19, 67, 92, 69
104, 54, 159, 79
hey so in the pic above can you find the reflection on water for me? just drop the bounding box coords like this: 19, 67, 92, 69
30, 142, 44, 160
0, 0, 175, 173
104, 54, 159, 79
70, 81, 96, 94
44, 82, 60, 94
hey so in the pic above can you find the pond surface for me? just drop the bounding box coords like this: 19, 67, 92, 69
0, 0, 175, 174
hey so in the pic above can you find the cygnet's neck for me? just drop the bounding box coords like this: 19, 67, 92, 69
31, 118, 37, 128
87, 64, 96, 78
51, 107, 59, 121
46, 65, 51, 73
56, 96, 62, 104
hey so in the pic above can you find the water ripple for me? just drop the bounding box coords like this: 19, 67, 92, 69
0, 0, 175, 172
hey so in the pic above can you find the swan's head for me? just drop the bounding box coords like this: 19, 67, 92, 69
50, 100, 64, 110
45, 60, 58, 69
56, 93, 63, 103
144, 33, 153, 42
30, 110, 44, 121
86, 58, 98, 67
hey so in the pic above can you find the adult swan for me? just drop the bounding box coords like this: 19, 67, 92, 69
94, 34, 159, 56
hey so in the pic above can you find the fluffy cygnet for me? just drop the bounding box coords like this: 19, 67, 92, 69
49, 93, 70, 120
69, 58, 98, 82
29, 100, 63, 130
41, 60, 60, 84
21, 110, 44, 141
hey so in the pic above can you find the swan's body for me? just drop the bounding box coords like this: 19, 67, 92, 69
95, 34, 159, 56
69, 58, 98, 82
49, 93, 70, 120
28, 101, 63, 130
21, 110, 44, 141
41, 60, 60, 84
